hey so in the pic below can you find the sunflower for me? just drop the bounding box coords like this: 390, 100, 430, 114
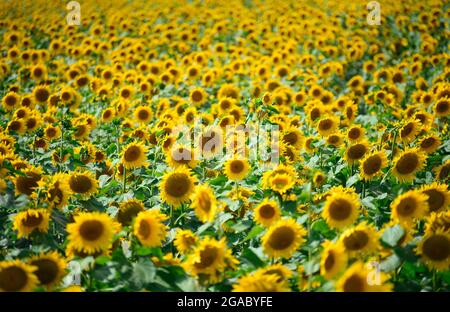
320, 241, 348, 279
174, 229, 198, 255
160, 166, 197, 208
13, 167, 42, 196
317, 116, 339, 137
416, 230, 450, 271
232, 270, 290, 292
134, 105, 153, 124
183, 237, 238, 282
67, 170, 98, 198
434, 97, 450, 117
346, 125, 365, 142
420, 182, 450, 214
392, 148, 427, 183
191, 184, 218, 223
418, 134, 441, 154
359, 150, 388, 181
435, 159, 450, 182
67, 212, 120, 254
0, 260, 38, 292
45, 173, 70, 209
391, 190, 429, 226
13, 209, 50, 238
29, 252, 66, 289
282, 126, 303, 149
336, 262, 392, 292
2, 91, 20, 111
425, 211, 450, 234
121, 142, 148, 169
268, 173, 295, 195
166, 145, 198, 168
133, 210, 168, 247
189, 87, 206, 105
117, 199, 145, 226
344, 141, 369, 165
322, 191, 360, 229
339, 222, 380, 257
44, 125, 61, 141
224, 156, 250, 181
262, 218, 306, 259
32, 85, 50, 103
254, 198, 281, 227
313, 171, 326, 187
398, 119, 421, 143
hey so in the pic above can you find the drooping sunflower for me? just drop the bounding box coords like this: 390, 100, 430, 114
320, 241, 348, 279
359, 150, 388, 181
336, 261, 392, 292
159, 166, 197, 208
13, 209, 50, 239
416, 230, 450, 271
398, 119, 421, 143
191, 184, 218, 223
174, 229, 198, 255
392, 148, 427, 183
117, 199, 145, 226
121, 141, 148, 169
420, 183, 450, 214
29, 252, 66, 289
339, 222, 380, 258
67, 212, 120, 254
253, 198, 281, 227
224, 156, 250, 181
13, 167, 42, 196
66, 170, 98, 198
43, 173, 70, 209
391, 190, 429, 227
262, 218, 306, 259
0, 260, 38, 292
435, 159, 450, 182
282, 126, 304, 149
322, 191, 360, 230
133, 210, 168, 247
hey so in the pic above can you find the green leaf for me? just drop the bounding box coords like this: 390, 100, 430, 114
346, 174, 359, 187
381, 224, 405, 248
380, 254, 401, 272
242, 247, 265, 268
131, 260, 156, 288
243, 225, 264, 241
95, 255, 111, 265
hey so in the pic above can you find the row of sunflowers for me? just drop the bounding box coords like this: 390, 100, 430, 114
0, 0, 449, 292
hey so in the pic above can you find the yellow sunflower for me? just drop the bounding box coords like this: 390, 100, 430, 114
268, 173, 295, 195
121, 141, 148, 169
418, 134, 441, 154
317, 116, 339, 137
67, 212, 120, 254
191, 184, 218, 223
344, 141, 370, 165
336, 261, 392, 292
13, 209, 50, 238
320, 241, 348, 279
134, 105, 153, 124
322, 191, 360, 230
224, 156, 250, 181
392, 148, 427, 183
133, 210, 168, 247
160, 166, 197, 208
359, 150, 388, 181
339, 222, 380, 258
174, 229, 198, 255
232, 270, 290, 292
262, 218, 306, 259
391, 190, 429, 227
117, 199, 145, 226
420, 182, 450, 214
253, 198, 281, 227
0, 260, 38, 292
66, 170, 98, 198
29, 251, 67, 289
416, 230, 450, 271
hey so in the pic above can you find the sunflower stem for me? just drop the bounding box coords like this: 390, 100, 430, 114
122, 166, 127, 194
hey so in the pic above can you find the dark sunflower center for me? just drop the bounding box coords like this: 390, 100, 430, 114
259, 204, 275, 219
35, 88, 49, 102
124, 146, 142, 162
343, 230, 369, 251
198, 192, 211, 212
268, 226, 295, 250
137, 109, 149, 120
165, 174, 190, 198
324, 251, 335, 271
138, 220, 151, 239
423, 189, 445, 212
319, 119, 333, 130
16, 174, 41, 195
422, 235, 449, 261
118, 203, 143, 226
191, 91, 203, 102
347, 144, 366, 160
343, 274, 365, 292
283, 132, 298, 145
195, 246, 218, 269
30, 259, 58, 285
348, 128, 361, 140
79, 220, 104, 241
420, 137, 436, 149
230, 160, 244, 174
396, 197, 417, 216
69, 175, 93, 194
363, 155, 382, 175
0, 266, 28, 291
329, 198, 352, 220
22, 213, 43, 227
396, 153, 418, 174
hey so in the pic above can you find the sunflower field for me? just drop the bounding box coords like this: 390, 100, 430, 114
0, 0, 449, 293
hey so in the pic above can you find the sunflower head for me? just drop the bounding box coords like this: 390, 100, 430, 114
133, 210, 168, 247
67, 170, 98, 198
174, 229, 198, 255
254, 198, 281, 227
117, 199, 145, 226
322, 191, 360, 230
13, 209, 50, 238
191, 184, 218, 223
160, 166, 197, 208
0, 260, 38, 292
121, 141, 148, 169
416, 229, 450, 271
320, 241, 348, 279
262, 218, 306, 259
392, 148, 426, 183
29, 252, 66, 289
224, 156, 250, 181
339, 222, 380, 258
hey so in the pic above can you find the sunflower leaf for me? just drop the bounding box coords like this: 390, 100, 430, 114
381, 224, 405, 248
